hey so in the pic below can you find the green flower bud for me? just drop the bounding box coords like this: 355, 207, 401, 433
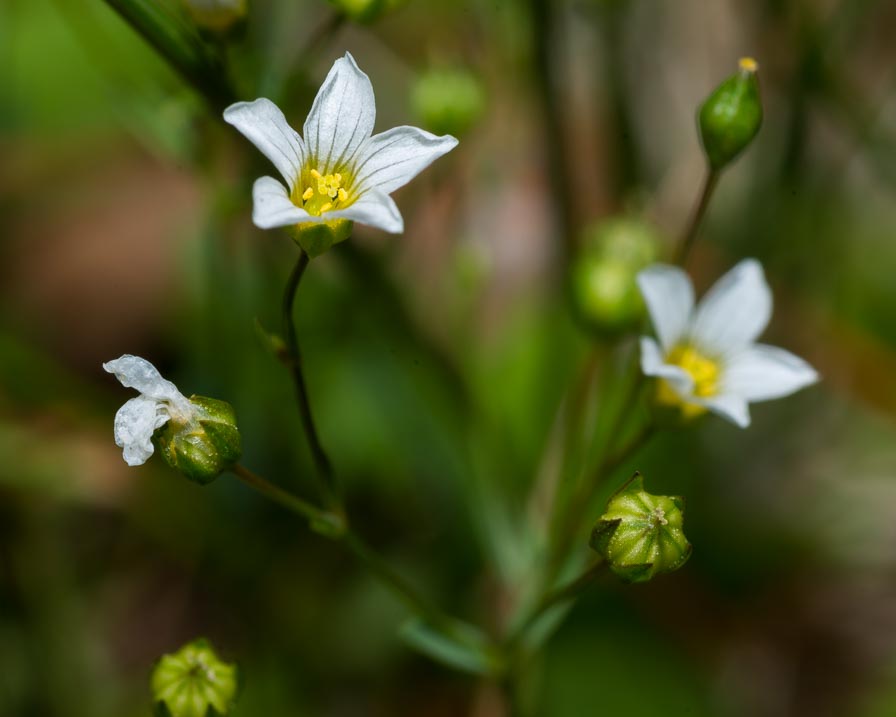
155, 396, 242, 485
411, 67, 486, 138
590, 473, 691, 583
289, 219, 353, 258
698, 57, 763, 171
152, 638, 239, 717
328, 0, 402, 24
182, 0, 248, 33
570, 216, 660, 335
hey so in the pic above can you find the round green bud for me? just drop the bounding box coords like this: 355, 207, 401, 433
152, 638, 239, 717
328, 0, 401, 24
289, 219, 352, 258
411, 67, 486, 138
182, 0, 247, 33
590, 472, 691, 583
155, 396, 242, 486
570, 216, 660, 335
698, 57, 763, 171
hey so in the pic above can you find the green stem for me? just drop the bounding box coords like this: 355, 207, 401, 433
231, 463, 343, 533
281, 250, 341, 510
102, 0, 235, 111
510, 558, 606, 644
543, 408, 656, 592
341, 531, 455, 631
230, 464, 456, 636
529, 0, 576, 257
675, 168, 720, 265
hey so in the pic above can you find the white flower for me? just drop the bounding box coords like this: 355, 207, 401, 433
103, 355, 194, 466
637, 259, 818, 428
223, 52, 459, 236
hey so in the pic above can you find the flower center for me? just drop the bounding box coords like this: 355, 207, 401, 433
294, 168, 351, 216
656, 344, 721, 416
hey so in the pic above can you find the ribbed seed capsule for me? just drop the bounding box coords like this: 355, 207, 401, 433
151, 638, 239, 717
590, 473, 691, 583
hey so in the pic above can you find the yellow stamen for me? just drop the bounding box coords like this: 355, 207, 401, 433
739, 57, 758, 73
655, 344, 721, 419
294, 167, 351, 216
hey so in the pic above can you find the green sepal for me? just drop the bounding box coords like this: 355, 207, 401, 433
154, 396, 242, 485
253, 318, 287, 359
289, 219, 353, 258
698, 59, 763, 170
400, 617, 504, 676
590, 473, 692, 583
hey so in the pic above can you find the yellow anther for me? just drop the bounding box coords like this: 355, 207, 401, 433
302, 187, 314, 201
338, 188, 348, 202
655, 343, 721, 419
310, 169, 322, 179
320, 202, 332, 213
739, 57, 758, 73
334, 173, 342, 183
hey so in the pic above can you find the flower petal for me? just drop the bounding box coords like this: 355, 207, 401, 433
637, 265, 695, 352
304, 52, 376, 172
223, 98, 306, 190
326, 189, 404, 233
103, 355, 185, 404
691, 259, 772, 357
252, 176, 310, 229
113, 395, 169, 466
722, 344, 818, 402
640, 337, 694, 395
352, 126, 459, 195
694, 393, 751, 428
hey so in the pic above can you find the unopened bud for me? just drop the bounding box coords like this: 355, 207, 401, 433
152, 638, 239, 717
412, 67, 486, 138
698, 57, 763, 170
328, 0, 399, 24
570, 216, 660, 335
182, 0, 247, 33
289, 219, 353, 258
590, 473, 691, 583
155, 396, 242, 485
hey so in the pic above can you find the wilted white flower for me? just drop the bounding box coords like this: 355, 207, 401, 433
103, 355, 194, 466
223, 52, 458, 239
637, 259, 818, 428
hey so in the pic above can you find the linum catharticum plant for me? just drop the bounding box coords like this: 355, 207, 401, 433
99, 2, 818, 714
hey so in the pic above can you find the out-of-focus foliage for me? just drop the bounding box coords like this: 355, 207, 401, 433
2, 0, 896, 715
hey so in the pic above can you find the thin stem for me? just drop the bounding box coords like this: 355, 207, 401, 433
510, 559, 606, 644
231, 464, 458, 634
231, 464, 342, 531
675, 168, 720, 265
529, 0, 576, 258
543, 412, 656, 590
341, 531, 455, 631
281, 250, 341, 510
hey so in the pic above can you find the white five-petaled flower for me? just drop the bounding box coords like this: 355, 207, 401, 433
223, 52, 459, 235
103, 355, 194, 466
637, 259, 818, 428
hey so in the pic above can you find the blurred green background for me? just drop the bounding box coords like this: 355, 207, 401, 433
2, 0, 896, 715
